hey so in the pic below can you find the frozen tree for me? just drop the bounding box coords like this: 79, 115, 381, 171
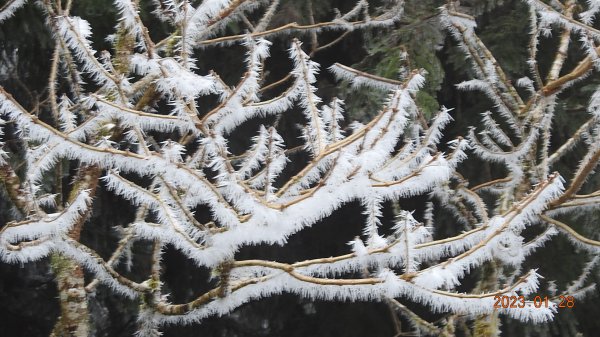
0, 0, 599, 336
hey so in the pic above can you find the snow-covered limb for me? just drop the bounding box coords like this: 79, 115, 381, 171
329, 62, 402, 92
455, 184, 489, 223
91, 95, 197, 134
289, 222, 486, 278
205, 39, 276, 134
151, 266, 554, 325
193, 0, 404, 46
362, 192, 386, 249
413, 173, 564, 289
567, 256, 599, 294
521, 226, 558, 256
321, 98, 345, 143
546, 192, 600, 216
113, 0, 151, 51
2, 88, 450, 268
56, 16, 130, 93
442, 6, 525, 138
0, 0, 26, 23
157, 61, 216, 101
467, 113, 545, 188
541, 215, 600, 253
0, 190, 91, 243
85, 171, 564, 294
289, 39, 328, 156
56, 238, 146, 297
480, 110, 514, 148
526, 0, 600, 41
0, 190, 90, 263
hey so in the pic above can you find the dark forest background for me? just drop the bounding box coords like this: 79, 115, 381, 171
1, 0, 599, 336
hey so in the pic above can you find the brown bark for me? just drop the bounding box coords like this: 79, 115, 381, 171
0, 164, 29, 214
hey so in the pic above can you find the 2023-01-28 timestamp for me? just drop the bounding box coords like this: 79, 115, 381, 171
493, 295, 575, 309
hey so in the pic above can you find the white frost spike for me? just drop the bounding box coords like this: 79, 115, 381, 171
154, 58, 216, 100
348, 237, 368, 257
567, 256, 599, 294
58, 95, 77, 132
504, 173, 564, 232
236, 126, 270, 179
321, 98, 345, 143
114, 0, 147, 50
161, 140, 186, 163
516, 76, 535, 94
57, 16, 127, 91
95, 136, 117, 149
261, 127, 287, 200
518, 269, 542, 296
289, 39, 327, 156
0, 0, 27, 23
580, 0, 600, 24
328, 63, 400, 92
135, 308, 162, 337
0, 190, 91, 245
393, 210, 431, 272
362, 193, 384, 248
492, 230, 525, 266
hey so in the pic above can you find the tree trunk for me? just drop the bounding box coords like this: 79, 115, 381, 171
50, 166, 102, 337
50, 254, 90, 337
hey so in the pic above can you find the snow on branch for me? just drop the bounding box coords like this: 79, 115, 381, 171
0, 190, 91, 263
153, 266, 554, 325
413, 173, 563, 289
329, 62, 402, 92
580, 0, 600, 24
442, 6, 524, 134
113, 0, 151, 51
289, 39, 328, 156
0, 0, 26, 23
57, 16, 130, 92
526, 0, 600, 41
